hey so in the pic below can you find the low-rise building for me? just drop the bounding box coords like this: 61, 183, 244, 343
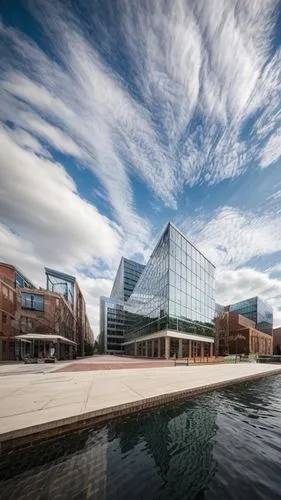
0, 263, 93, 361
215, 309, 273, 356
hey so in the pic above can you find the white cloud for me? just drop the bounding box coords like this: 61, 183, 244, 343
260, 127, 281, 167
178, 205, 281, 327
180, 206, 281, 270
1, 0, 280, 216
215, 267, 281, 327
1, 0, 281, 331
0, 124, 120, 265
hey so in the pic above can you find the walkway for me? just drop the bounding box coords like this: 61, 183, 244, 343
1, 360, 281, 453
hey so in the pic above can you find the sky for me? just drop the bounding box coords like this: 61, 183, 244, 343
1, 0, 281, 332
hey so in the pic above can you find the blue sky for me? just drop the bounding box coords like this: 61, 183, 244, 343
1, 0, 281, 330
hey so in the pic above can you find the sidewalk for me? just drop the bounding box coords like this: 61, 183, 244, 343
1, 362, 281, 454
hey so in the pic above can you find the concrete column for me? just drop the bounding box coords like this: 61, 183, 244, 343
152, 340, 155, 358
165, 336, 170, 359
178, 339, 183, 358
145, 341, 148, 357
134, 342, 137, 357
189, 340, 192, 358
210, 343, 213, 357
158, 338, 161, 358
201, 342, 204, 359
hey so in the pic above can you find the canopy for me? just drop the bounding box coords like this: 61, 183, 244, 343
15, 333, 77, 346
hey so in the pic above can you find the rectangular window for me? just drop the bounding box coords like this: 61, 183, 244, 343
2, 286, 8, 298
3, 313, 7, 324
20, 293, 44, 311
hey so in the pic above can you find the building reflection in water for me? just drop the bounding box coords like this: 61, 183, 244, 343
106, 395, 218, 499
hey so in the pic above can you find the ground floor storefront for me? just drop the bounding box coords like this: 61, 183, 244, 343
123, 330, 214, 359
14, 334, 77, 361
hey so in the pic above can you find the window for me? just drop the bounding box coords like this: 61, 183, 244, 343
20, 293, 44, 311
2, 313, 7, 324
9, 289, 14, 301
2, 286, 8, 298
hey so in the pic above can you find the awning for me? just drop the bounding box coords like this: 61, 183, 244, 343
14, 333, 77, 346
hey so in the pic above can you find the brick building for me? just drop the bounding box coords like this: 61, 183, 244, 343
16, 288, 76, 359
0, 263, 34, 361
215, 310, 273, 356
0, 263, 93, 361
0, 273, 17, 360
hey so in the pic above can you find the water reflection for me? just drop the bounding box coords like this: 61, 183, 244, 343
106, 399, 218, 499
1, 376, 281, 500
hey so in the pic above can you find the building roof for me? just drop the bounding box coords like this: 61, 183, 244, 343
0, 261, 35, 288
15, 333, 77, 345
45, 267, 76, 283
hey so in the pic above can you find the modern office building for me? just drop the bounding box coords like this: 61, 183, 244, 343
229, 296, 273, 334
111, 257, 145, 303
100, 296, 125, 353
123, 222, 215, 358
100, 258, 145, 353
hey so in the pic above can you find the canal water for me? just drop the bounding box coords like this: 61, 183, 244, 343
1, 375, 281, 500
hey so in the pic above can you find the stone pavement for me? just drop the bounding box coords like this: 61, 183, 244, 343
1, 361, 281, 453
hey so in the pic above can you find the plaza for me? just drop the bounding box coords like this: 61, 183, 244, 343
1, 355, 281, 454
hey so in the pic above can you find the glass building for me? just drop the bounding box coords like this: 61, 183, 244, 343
111, 258, 145, 302
100, 258, 145, 353
123, 222, 215, 358
229, 297, 273, 334
100, 297, 125, 353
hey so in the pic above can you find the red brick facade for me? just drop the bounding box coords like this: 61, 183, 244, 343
0, 273, 17, 360
215, 311, 273, 356
0, 263, 93, 361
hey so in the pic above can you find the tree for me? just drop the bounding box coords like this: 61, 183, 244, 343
84, 340, 94, 356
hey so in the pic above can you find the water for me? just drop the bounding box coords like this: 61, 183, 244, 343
1, 375, 281, 500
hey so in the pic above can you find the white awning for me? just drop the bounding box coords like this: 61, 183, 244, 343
14, 334, 77, 346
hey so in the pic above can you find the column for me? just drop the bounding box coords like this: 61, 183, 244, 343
201, 342, 204, 359
178, 339, 183, 358
145, 341, 148, 357
165, 336, 170, 359
158, 338, 161, 358
189, 340, 192, 358
210, 343, 213, 357
134, 342, 137, 357
152, 340, 155, 358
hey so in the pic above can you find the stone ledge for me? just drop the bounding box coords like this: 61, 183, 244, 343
1, 367, 281, 455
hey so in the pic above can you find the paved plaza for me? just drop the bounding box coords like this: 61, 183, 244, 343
1, 357, 281, 452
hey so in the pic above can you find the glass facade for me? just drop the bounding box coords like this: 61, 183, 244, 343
124, 223, 215, 342
100, 297, 125, 353
100, 258, 145, 353
15, 271, 34, 289
229, 297, 273, 334
45, 268, 75, 307
111, 258, 145, 302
